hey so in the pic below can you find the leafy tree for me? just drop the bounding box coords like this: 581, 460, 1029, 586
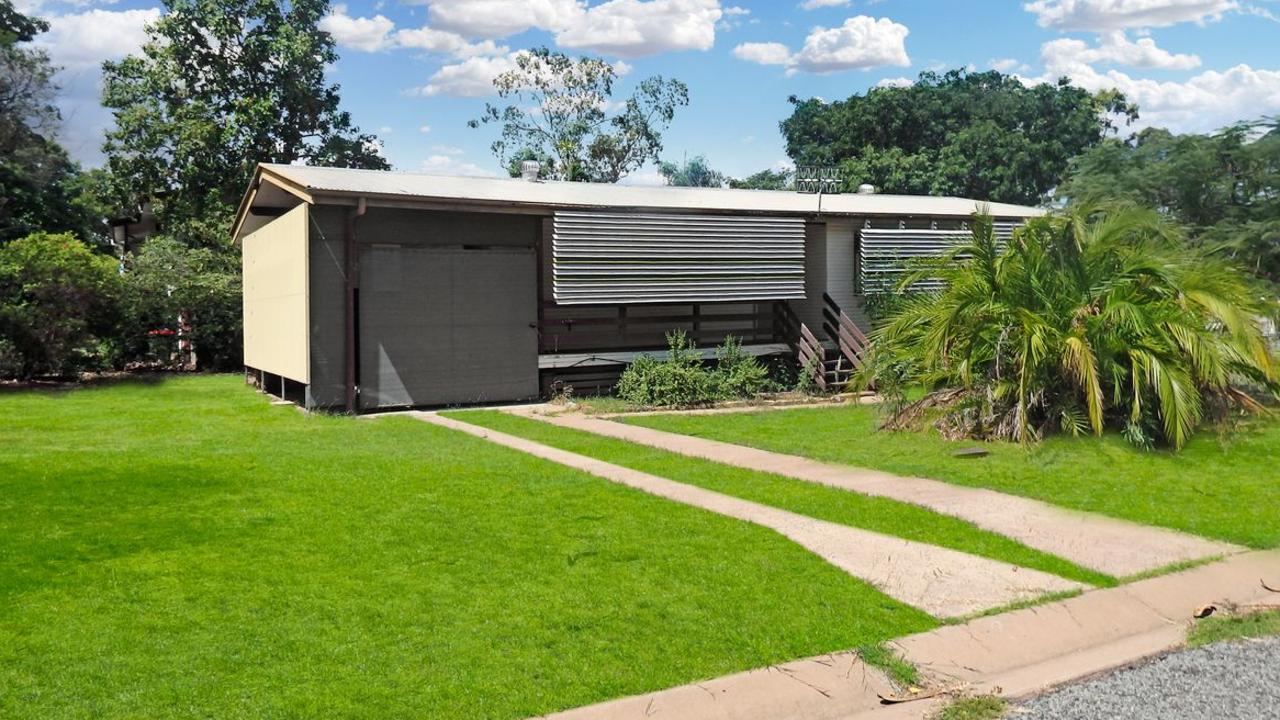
861, 208, 1278, 449
101, 0, 388, 247
0, 232, 121, 378
1059, 121, 1280, 287
729, 168, 792, 190
780, 69, 1137, 205
0, 0, 101, 244
470, 47, 689, 183
658, 154, 725, 187
120, 237, 242, 371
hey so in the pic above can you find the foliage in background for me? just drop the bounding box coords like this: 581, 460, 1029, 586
120, 238, 242, 371
1059, 120, 1280, 289
0, 232, 121, 377
659, 154, 726, 187
101, 0, 388, 246
862, 292, 920, 329
780, 70, 1137, 205
616, 331, 773, 407
728, 167, 793, 190
471, 47, 688, 183
0, 0, 105, 244
860, 209, 1278, 449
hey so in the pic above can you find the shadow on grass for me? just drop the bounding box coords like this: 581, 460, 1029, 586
0, 371, 180, 395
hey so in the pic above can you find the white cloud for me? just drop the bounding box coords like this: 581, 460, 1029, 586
732, 41, 792, 66
421, 0, 584, 39
29, 8, 161, 165
793, 17, 911, 73
412, 53, 521, 97
723, 5, 750, 15
800, 0, 852, 9
320, 5, 506, 57
989, 57, 1023, 72
1042, 30, 1201, 69
31, 7, 159, 69
319, 5, 396, 51
393, 26, 507, 57
735, 16, 910, 75
421, 153, 498, 177
1030, 46, 1280, 133
875, 76, 914, 88
419, 124, 432, 133
413, 0, 722, 58
555, 0, 722, 57
1023, 0, 1238, 30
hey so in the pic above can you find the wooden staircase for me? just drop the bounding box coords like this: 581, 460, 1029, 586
776, 295, 870, 394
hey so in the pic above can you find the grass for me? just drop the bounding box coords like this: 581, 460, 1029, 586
442, 411, 1116, 588
857, 643, 920, 688
1188, 609, 1280, 647
0, 375, 940, 719
623, 405, 1280, 548
935, 695, 1007, 720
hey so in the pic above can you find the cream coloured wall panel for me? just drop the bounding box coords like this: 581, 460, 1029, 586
242, 204, 309, 383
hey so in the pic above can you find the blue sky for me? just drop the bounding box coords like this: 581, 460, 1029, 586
20, 0, 1280, 182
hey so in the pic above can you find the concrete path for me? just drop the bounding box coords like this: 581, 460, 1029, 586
535, 549, 1280, 720
514, 411, 1240, 578
419, 412, 1084, 618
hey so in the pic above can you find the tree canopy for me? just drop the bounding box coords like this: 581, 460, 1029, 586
658, 154, 725, 187
470, 47, 688, 183
1058, 121, 1280, 287
780, 70, 1137, 206
0, 0, 102, 244
729, 168, 792, 191
101, 0, 388, 246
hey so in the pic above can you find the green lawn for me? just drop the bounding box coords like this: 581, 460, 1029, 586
444, 411, 1115, 587
623, 405, 1280, 548
0, 376, 936, 719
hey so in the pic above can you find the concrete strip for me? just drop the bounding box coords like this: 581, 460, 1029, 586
540, 650, 897, 720
515, 412, 1240, 577
418, 412, 1084, 618
532, 550, 1280, 720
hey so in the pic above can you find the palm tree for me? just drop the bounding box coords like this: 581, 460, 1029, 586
862, 206, 1279, 448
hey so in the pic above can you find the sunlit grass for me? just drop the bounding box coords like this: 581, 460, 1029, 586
0, 375, 937, 719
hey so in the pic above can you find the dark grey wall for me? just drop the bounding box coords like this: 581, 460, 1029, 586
307, 205, 542, 409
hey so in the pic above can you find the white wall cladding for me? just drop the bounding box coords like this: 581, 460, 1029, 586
859, 221, 1020, 293
552, 211, 806, 304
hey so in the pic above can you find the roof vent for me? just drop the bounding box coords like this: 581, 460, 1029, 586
856, 183, 877, 195
520, 160, 541, 182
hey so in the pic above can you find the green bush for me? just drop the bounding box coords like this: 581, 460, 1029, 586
862, 207, 1280, 448
616, 331, 774, 407
119, 237, 242, 371
712, 334, 771, 398
0, 232, 121, 378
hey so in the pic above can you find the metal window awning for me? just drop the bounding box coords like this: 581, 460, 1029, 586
859, 223, 1020, 293
552, 210, 806, 304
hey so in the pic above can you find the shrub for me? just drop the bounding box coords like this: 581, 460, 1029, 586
119, 237, 242, 371
861, 207, 1280, 449
616, 331, 713, 407
0, 232, 121, 378
711, 334, 771, 398
616, 332, 773, 407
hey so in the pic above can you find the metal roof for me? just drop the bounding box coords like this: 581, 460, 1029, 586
248, 162, 1041, 217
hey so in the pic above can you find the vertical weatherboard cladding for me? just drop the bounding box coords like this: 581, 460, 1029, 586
307, 205, 348, 408
312, 206, 543, 410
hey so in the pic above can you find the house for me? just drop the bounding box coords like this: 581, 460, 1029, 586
232, 163, 1042, 411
